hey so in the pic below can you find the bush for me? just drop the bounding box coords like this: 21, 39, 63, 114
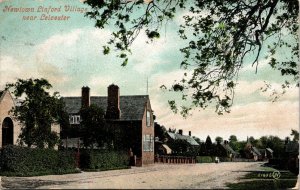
196, 156, 214, 163
80, 149, 130, 171
0, 145, 77, 176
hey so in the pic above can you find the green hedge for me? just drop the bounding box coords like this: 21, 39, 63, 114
80, 149, 130, 171
196, 156, 215, 163
0, 145, 77, 176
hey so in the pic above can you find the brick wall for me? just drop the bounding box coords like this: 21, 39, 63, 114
141, 99, 154, 166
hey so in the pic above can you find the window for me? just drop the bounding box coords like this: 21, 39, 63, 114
69, 115, 81, 124
143, 134, 153, 152
146, 110, 151, 127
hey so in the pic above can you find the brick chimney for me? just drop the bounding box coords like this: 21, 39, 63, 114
106, 84, 120, 119
189, 131, 191, 136
81, 86, 90, 108
178, 129, 183, 135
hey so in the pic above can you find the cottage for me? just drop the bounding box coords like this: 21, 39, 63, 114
244, 139, 262, 161
215, 140, 238, 159
0, 90, 60, 148
62, 84, 155, 166
166, 129, 199, 146
0, 90, 21, 147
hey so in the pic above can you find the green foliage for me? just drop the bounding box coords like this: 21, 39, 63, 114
5, 78, 68, 148
79, 104, 109, 148
227, 179, 297, 189
154, 122, 167, 141
0, 145, 77, 176
85, 0, 299, 115
290, 129, 299, 141
195, 156, 214, 163
226, 168, 298, 189
215, 136, 223, 144
79, 149, 130, 171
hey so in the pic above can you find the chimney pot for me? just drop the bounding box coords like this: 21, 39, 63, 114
106, 84, 120, 119
81, 86, 90, 108
189, 131, 191, 136
178, 129, 183, 135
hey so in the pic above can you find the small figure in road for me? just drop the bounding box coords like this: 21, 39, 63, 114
215, 157, 220, 163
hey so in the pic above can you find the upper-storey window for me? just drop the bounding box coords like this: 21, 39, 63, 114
69, 115, 81, 124
146, 110, 151, 127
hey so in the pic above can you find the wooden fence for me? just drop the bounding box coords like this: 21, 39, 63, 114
155, 155, 196, 164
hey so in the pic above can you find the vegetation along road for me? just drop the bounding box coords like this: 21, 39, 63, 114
3, 161, 297, 189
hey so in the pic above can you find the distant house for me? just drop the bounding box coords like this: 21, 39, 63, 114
258, 148, 273, 160
0, 90, 60, 148
215, 140, 239, 158
62, 85, 155, 166
244, 139, 262, 161
164, 129, 199, 154
166, 130, 199, 146
155, 137, 172, 155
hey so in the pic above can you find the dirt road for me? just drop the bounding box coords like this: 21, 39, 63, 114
2, 162, 264, 189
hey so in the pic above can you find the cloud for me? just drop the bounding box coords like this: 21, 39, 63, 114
175, 10, 210, 26
35, 29, 83, 63
0, 54, 69, 91
153, 98, 298, 141
240, 58, 270, 73
130, 30, 179, 74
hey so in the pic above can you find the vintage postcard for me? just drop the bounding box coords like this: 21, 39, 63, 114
0, 0, 299, 189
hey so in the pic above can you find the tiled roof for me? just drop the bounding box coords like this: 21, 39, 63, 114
221, 143, 237, 155
266, 148, 273, 153
166, 132, 199, 146
252, 147, 262, 156
62, 95, 149, 121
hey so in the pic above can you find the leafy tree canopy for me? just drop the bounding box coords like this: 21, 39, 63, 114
229, 135, 238, 143
5, 78, 66, 149
85, 0, 299, 115
290, 129, 299, 141
79, 104, 108, 148
215, 136, 223, 144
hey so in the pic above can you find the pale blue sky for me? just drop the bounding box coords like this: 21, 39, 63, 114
0, 0, 298, 141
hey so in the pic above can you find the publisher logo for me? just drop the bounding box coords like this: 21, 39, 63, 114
257, 170, 281, 180
272, 171, 281, 180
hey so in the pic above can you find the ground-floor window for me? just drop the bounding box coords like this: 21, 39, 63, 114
143, 134, 153, 152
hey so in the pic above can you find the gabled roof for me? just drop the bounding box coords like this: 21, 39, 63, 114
166, 132, 199, 146
221, 143, 237, 155
266, 148, 273, 153
252, 147, 262, 156
62, 95, 149, 121
162, 144, 172, 154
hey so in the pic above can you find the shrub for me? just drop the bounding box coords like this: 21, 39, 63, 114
80, 149, 130, 171
196, 156, 214, 163
0, 145, 77, 176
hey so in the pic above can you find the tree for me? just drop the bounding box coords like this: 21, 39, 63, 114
5, 78, 65, 148
79, 104, 108, 148
291, 129, 299, 141
228, 135, 239, 151
229, 135, 238, 143
205, 135, 213, 155
84, 0, 299, 115
154, 122, 167, 141
215, 136, 223, 144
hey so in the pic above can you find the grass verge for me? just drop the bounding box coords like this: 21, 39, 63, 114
226, 166, 298, 189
